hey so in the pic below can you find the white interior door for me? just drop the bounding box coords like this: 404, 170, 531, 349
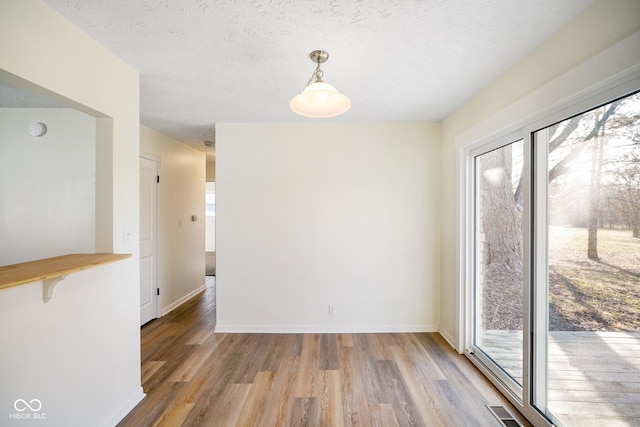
140, 155, 159, 325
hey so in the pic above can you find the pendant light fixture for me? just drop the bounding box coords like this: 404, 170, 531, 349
290, 50, 351, 118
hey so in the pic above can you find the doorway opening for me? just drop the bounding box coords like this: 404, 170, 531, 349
205, 181, 216, 277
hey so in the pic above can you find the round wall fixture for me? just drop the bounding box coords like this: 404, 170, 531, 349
28, 122, 47, 137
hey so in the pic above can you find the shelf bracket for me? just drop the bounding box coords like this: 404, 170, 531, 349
43, 275, 67, 303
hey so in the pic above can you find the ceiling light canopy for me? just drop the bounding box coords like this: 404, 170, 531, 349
290, 50, 351, 118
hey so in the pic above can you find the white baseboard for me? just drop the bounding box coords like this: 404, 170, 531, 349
161, 284, 206, 316
101, 387, 145, 427
214, 323, 439, 333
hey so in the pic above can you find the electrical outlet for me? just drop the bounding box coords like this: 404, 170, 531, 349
329, 305, 336, 317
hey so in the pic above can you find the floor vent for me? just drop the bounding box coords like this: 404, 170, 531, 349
486, 405, 523, 427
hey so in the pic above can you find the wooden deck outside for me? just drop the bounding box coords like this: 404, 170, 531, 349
481, 330, 640, 427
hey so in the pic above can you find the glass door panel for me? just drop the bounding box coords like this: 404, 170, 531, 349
473, 139, 524, 393
533, 92, 640, 426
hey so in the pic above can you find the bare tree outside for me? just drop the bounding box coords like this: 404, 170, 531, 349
477, 142, 523, 331
478, 91, 640, 333
609, 148, 640, 238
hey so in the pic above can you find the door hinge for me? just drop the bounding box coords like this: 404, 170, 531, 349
156, 175, 160, 183
156, 288, 160, 296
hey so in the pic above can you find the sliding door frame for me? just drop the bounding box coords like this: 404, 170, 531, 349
465, 131, 525, 402
461, 66, 640, 427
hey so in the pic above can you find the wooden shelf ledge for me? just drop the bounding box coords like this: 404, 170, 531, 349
0, 253, 132, 302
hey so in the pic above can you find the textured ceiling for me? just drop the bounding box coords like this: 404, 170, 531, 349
9, 0, 593, 150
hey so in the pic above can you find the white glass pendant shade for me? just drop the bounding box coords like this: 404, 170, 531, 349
290, 81, 351, 118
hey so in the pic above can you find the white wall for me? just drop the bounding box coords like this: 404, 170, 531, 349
0, 1, 142, 426
205, 182, 215, 251
439, 0, 640, 350
140, 125, 206, 314
0, 108, 95, 265
216, 122, 441, 332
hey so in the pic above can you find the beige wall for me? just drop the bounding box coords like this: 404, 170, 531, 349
0, 1, 143, 425
439, 0, 640, 349
216, 122, 441, 332
140, 125, 207, 314
206, 158, 216, 181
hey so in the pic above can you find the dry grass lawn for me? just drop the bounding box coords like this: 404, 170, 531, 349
549, 226, 640, 331
482, 226, 640, 332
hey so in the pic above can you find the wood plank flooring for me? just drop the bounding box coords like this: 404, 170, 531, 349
118, 278, 530, 427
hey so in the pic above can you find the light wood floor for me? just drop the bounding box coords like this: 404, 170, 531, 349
482, 330, 640, 426
118, 278, 530, 427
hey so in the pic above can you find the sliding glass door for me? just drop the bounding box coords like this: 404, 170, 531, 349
471, 137, 524, 398
531, 92, 640, 426
467, 88, 640, 426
